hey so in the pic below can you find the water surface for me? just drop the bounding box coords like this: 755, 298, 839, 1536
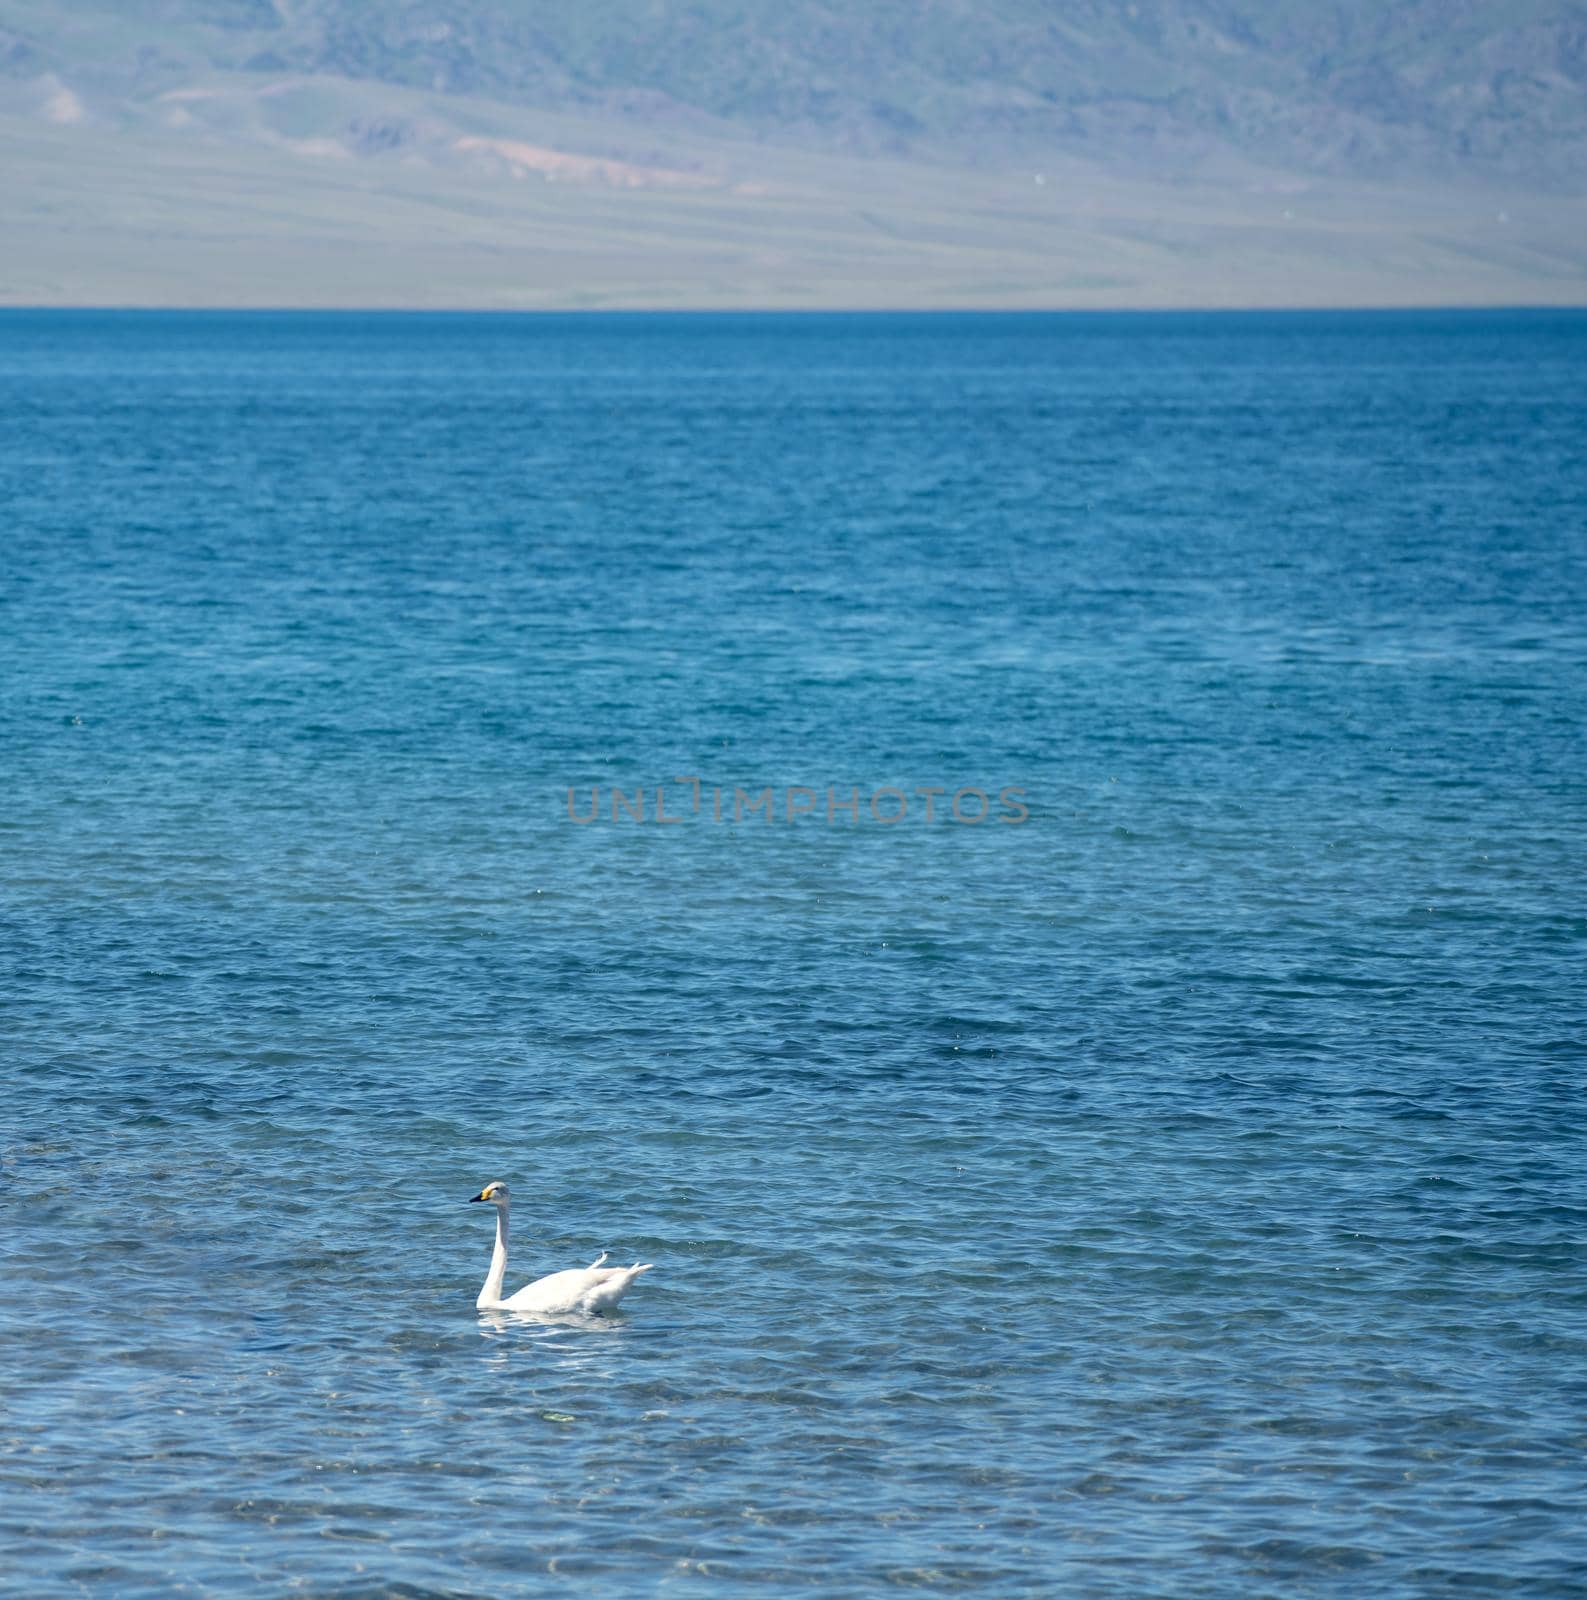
2, 310, 1585, 1597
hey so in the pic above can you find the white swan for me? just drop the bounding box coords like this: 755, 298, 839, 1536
469, 1182, 652, 1315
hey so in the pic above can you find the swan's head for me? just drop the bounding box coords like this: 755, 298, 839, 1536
469, 1181, 510, 1208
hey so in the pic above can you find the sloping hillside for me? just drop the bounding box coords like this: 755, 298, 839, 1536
5, 0, 1586, 182
2, 1, 1584, 307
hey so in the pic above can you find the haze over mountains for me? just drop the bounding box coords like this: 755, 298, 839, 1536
3, 0, 1585, 307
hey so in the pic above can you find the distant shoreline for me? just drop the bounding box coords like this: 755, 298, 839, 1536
4, 302, 1587, 315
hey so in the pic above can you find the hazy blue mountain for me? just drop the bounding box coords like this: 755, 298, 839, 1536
2, 2, 1584, 306
4, 0, 1585, 186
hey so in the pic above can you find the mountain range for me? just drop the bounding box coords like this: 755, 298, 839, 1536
3, 1, 1585, 307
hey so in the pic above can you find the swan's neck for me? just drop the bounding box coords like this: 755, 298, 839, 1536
478, 1204, 509, 1308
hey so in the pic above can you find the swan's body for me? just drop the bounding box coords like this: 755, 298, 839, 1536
470, 1182, 652, 1315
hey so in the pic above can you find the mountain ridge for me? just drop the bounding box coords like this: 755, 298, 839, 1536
2, 2, 1584, 308
5, 1, 1586, 187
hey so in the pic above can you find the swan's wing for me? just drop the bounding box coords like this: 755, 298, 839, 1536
501, 1266, 594, 1311
502, 1260, 652, 1314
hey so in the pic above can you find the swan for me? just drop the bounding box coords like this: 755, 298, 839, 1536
469, 1182, 652, 1315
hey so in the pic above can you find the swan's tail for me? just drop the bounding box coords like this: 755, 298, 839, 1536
629, 1262, 653, 1275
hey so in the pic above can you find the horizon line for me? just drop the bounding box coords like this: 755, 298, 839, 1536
4, 302, 1587, 317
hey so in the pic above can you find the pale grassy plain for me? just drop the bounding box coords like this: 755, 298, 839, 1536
3, 75, 1584, 309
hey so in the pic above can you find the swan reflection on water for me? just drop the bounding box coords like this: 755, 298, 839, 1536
475, 1306, 632, 1340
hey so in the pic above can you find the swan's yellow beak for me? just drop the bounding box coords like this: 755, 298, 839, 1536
469, 1190, 488, 1203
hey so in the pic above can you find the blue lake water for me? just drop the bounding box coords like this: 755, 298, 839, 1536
1, 309, 1585, 1597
